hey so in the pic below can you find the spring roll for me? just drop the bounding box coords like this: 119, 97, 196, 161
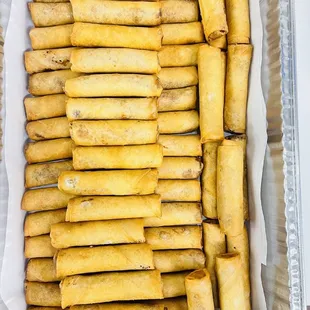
25, 235, 56, 259
60, 270, 163, 308
24, 48, 75, 74
224, 44, 253, 133
202, 141, 221, 218
226, 0, 250, 44
210, 35, 227, 49
158, 67, 198, 89
26, 258, 59, 282
56, 244, 154, 278
24, 138, 74, 164
156, 180, 201, 202
70, 305, 164, 310
185, 269, 214, 310
202, 222, 226, 308
50, 219, 145, 248
71, 22, 162, 50
162, 272, 189, 298
227, 227, 251, 309
158, 86, 197, 112
198, 45, 225, 142
161, 22, 204, 45
28, 307, 62, 310
29, 70, 82, 96
73, 145, 163, 170
29, 24, 73, 50
25, 282, 61, 307
145, 226, 202, 250
161, 0, 198, 23
150, 298, 188, 310
217, 144, 244, 236
215, 253, 246, 310
66, 195, 161, 222
66, 97, 158, 121
71, 48, 160, 74
154, 249, 205, 273
70, 120, 158, 146
34, 0, 69, 2
24, 94, 67, 121
22, 187, 75, 212
28, 3, 74, 27
24, 209, 66, 237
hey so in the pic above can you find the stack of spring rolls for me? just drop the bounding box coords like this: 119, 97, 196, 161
22, 0, 253, 309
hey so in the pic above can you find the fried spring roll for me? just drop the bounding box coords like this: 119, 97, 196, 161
215, 253, 246, 310
158, 67, 198, 89
161, 0, 198, 23
25, 282, 61, 307
28, 307, 62, 310
25, 138, 74, 164
202, 141, 221, 218
29, 24, 73, 50
25, 235, 56, 259
185, 269, 214, 310
156, 180, 201, 202
70, 304, 164, 310
22, 187, 75, 212
71, 22, 162, 51
66, 98, 158, 121
56, 244, 154, 278
162, 272, 189, 298
70, 120, 158, 146
29, 70, 82, 96
28, 3, 74, 27
34, 0, 69, 2
26, 258, 59, 282
66, 195, 161, 222
150, 298, 188, 310
161, 22, 204, 45
60, 270, 163, 308
145, 226, 202, 250
226, 0, 250, 44
210, 35, 227, 49
202, 222, 226, 308
65, 74, 162, 97
217, 144, 244, 236
24, 209, 66, 237
224, 44, 253, 133
154, 249, 205, 273
158, 86, 197, 112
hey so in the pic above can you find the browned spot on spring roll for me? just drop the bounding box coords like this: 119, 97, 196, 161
161, 0, 198, 23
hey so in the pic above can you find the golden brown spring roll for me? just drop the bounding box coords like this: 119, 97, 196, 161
224, 44, 253, 133
156, 180, 201, 202
227, 227, 251, 309
26, 258, 59, 282
29, 24, 73, 50
25, 282, 61, 307
158, 44, 200, 67
60, 270, 163, 307
56, 244, 154, 278
161, 22, 204, 45
70, 48, 160, 74
202, 141, 221, 218
24, 209, 66, 237
25, 235, 56, 259
217, 144, 244, 236
154, 249, 205, 273
51, 219, 145, 248
158, 67, 198, 89
73, 144, 163, 170
198, 45, 225, 142
34, 0, 69, 2
66, 97, 158, 121
161, 0, 198, 23
185, 269, 214, 310
24, 48, 75, 74
29, 70, 82, 96
226, 0, 250, 44
210, 35, 227, 49
162, 272, 189, 298
70, 304, 164, 310
22, 187, 75, 212
28, 2, 73, 27
215, 253, 246, 310
145, 226, 202, 250
71, 22, 162, 50
158, 86, 197, 112
65, 74, 162, 98
150, 298, 188, 310
28, 307, 62, 310
202, 222, 226, 308
24, 138, 74, 164
70, 120, 158, 146
66, 195, 161, 222
24, 94, 67, 121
